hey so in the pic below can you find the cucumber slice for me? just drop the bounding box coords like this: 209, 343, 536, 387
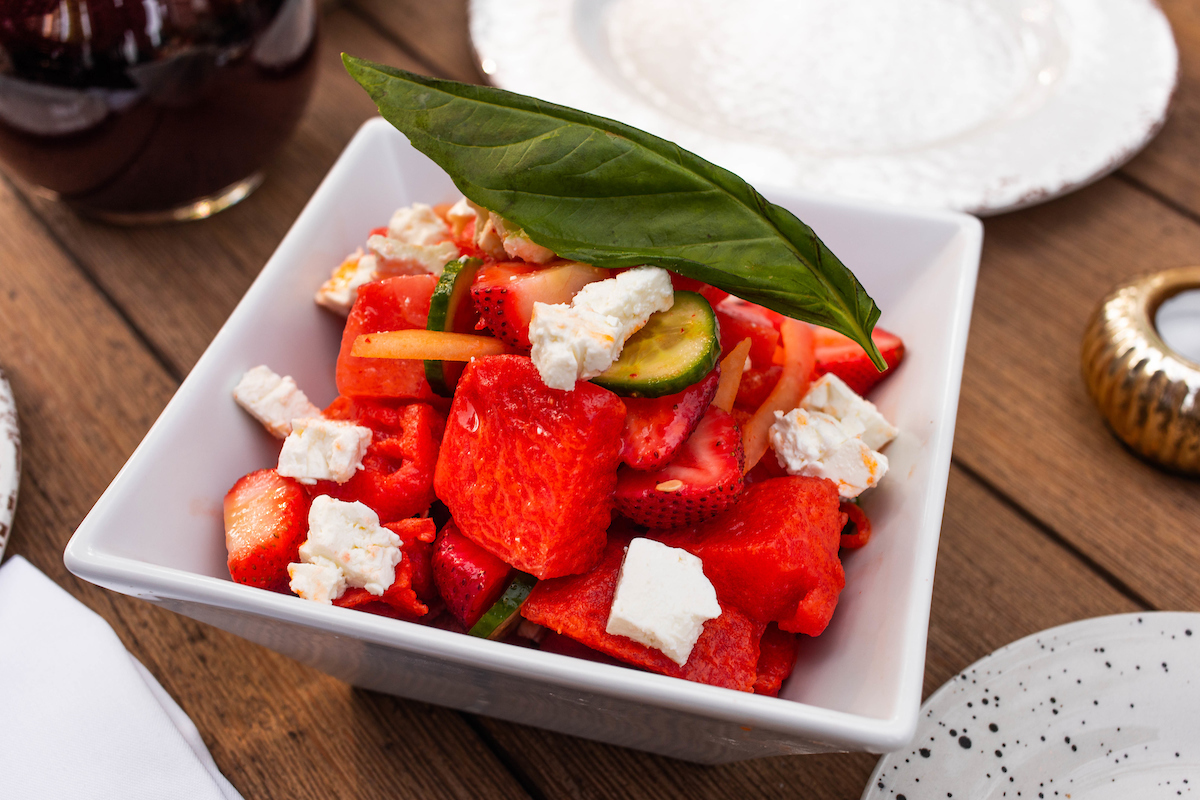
425, 256, 482, 395
468, 572, 537, 640
592, 291, 720, 398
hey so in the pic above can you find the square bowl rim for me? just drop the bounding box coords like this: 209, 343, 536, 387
65, 116, 983, 755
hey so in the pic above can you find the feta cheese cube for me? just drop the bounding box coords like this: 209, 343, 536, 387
446, 197, 476, 239
287, 556, 346, 605
232, 365, 321, 438
801, 373, 898, 450
528, 266, 675, 390
605, 538, 721, 666
769, 408, 888, 499
277, 417, 372, 485
314, 250, 378, 316
288, 496, 403, 602
367, 235, 461, 277
386, 203, 452, 246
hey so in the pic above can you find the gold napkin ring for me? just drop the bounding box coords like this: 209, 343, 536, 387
1081, 267, 1200, 475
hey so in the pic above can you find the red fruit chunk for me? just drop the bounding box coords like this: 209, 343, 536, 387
753, 624, 800, 697
812, 326, 905, 396
669, 274, 730, 307
223, 469, 311, 593
435, 355, 626, 579
471, 261, 610, 349
661, 477, 846, 636
620, 369, 720, 470
716, 298, 781, 368
314, 401, 444, 523
734, 365, 782, 411
839, 502, 872, 550
387, 517, 439, 604
521, 535, 763, 691
333, 517, 438, 620
614, 405, 745, 528
337, 275, 438, 399
431, 520, 514, 628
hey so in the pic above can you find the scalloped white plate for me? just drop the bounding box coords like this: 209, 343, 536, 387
0, 369, 18, 560
864, 612, 1200, 798
470, 0, 1177, 215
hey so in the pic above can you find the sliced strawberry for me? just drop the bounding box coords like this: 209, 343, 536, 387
337, 275, 439, 399
753, 623, 800, 697
812, 326, 905, 396
471, 261, 610, 349
223, 469, 311, 592
715, 298, 781, 368
434, 355, 626, 579
614, 405, 744, 528
620, 369, 720, 470
661, 477, 846, 636
431, 520, 514, 628
520, 532, 763, 691
314, 401, 444, 523
669, 274, 730, 307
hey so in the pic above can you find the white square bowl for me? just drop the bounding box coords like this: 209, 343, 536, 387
65, 117, 982, 763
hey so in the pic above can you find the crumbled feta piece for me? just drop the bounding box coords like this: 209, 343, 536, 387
386, 202, 452, 246
232, 365, 321, 438
446, 197, 476, 239
468, 201, 506, 260
367, 235, 461, 277
315, 250, 378, 316
287, 557, 346, 604
502, 229, 557, 263
528, 266, 675, 390
528, 303, 623, 390
605, 538, 721, 666
288, 496, 402, 602
769, 408, 888, 499
801, 373, 898, 450
277, 417, 372, 485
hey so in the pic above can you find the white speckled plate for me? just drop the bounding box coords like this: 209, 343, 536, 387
469, 0, 1178, 215
0, 368, 18, 560
863, 613, 1200, 799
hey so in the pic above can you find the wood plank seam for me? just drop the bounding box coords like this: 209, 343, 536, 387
951, 458, 1156, 611
460, 714, 547, 800
0, 173, 186, 385
1115, 170, 1200, 231
342, 3, 453, 80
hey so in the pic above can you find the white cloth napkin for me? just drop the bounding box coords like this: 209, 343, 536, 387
0, 556, 243, 800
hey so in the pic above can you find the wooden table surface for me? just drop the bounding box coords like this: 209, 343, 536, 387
3, 2, 1199, 797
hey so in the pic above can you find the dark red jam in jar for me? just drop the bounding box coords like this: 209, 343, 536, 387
0, 0, 317, 221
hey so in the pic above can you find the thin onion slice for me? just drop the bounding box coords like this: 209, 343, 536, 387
741, 319, 815, 473
712, 338, 752, 413
352, 329, 511, 361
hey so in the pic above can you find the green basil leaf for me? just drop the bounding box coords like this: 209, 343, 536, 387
343, 55, 886, 369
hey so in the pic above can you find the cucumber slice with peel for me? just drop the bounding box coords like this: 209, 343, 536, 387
592, 291, 720, 398
426, 256, 482, 395
468, 572, 537, 640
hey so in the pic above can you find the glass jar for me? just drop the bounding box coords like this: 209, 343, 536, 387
0, 0, 318, 222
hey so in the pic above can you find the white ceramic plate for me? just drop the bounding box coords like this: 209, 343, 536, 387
64, 117, 981, 762
864, 612, 1200, 798
0, 368, 18, 560
469, 0, 1178, 215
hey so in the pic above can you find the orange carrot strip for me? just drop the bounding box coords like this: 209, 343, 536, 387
712, 338, 752, 413
352, 330, 511, 361
741, 319, 815, 473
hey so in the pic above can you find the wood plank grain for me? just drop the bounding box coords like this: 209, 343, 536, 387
0, 177, 528, 800
12, 8, 417, 379
1118, 0, 1200, 215
469, 466, 1141, 799
955, 179, 1200, 611
348, 0, 486, 84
